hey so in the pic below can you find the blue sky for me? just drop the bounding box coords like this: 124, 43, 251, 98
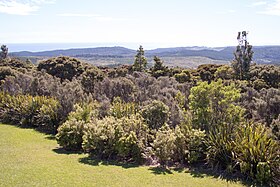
0, 0, 280, 48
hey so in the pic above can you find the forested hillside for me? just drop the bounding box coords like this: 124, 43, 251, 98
0, 44, 279, 186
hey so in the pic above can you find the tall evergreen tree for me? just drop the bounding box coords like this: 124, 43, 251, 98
133, 45, 147, 71
231, 31, 254, 80
151, 56, 168, 78
0, 45, 8, 60
153, 56, 165, 71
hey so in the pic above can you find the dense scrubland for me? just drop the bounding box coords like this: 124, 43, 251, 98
0, 44, 279, 186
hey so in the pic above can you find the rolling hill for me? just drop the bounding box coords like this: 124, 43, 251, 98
10, 46, 280, 67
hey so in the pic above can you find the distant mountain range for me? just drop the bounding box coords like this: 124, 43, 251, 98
11, 46, 280, 65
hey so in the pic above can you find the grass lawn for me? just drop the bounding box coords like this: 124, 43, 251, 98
0, 124, 246, 187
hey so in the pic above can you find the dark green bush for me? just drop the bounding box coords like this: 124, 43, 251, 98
151, 56, 169, 78
0, 57, 33, 69
37, 56, 85, 81
174, 70, 191, 83
206, 125, 236, 171
0, 67, 14, 81
173, 125, 206, 164
141, 100, 169, 130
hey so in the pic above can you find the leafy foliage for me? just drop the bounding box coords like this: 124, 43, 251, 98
56, 119, 87, 151
232, 44, 254, 80
174, 70, 191, 83
0, 92, 60, 133
38, 56, 86, 81
110, 97, 138, 118
141, 100, 170, 130
56, 102, 99, 150
116, 114, 149, 162
173, 124, 206, 164
189, 79, 244, 131
152, 124, 176, 166
234, 123, 279, 185
82, 116, 121, 159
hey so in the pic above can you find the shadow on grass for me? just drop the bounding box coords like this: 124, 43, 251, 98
45, 134, 56, 140
186, 164, 258, 187
51, 145, 258, 186
79, 156, 140, 169
148, 167, 173, 175
52, 147, 84, 155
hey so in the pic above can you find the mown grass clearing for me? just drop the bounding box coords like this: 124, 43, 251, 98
0, 124, 245, 187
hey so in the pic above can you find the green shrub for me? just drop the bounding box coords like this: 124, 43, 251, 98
0, 57, 33, 69
56, 102, 99, 151
37, 56, 85, 81
188, 128, 206, 163
206, 125, 236, 171
141, 100, 169, 130
173, 124, 206, 164
83, 114, 148, 162
234, 123, 279, 185
110, 97, 138, 119
0, 92, 60, 133
33, 98, 60, 133
68, 102, 99, 123
82, 116, 122, 159
214, 65, 234, 80
152, 124, 176, 166
56, 119, 87, 151
116, 114, 148, 162
252, 79, 268, 90
189, 80, 244, 132
174, 71, 191, 83
0, 67, 14, 81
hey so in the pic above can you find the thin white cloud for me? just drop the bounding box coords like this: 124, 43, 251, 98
58, 13, 127, 22
259, 0, 280, 16
0, 0, 55, 15
216, 9, 236, 14
252, 1, 268, 6
58, 13, 101, 18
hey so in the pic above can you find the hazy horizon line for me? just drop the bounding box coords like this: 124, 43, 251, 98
5, 42, 280, 53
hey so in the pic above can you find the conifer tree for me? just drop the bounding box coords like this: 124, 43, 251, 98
153, 56, 164, 71
151, 56, 169, 78
231, 31, 253, 80
133, 45, 147, 71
